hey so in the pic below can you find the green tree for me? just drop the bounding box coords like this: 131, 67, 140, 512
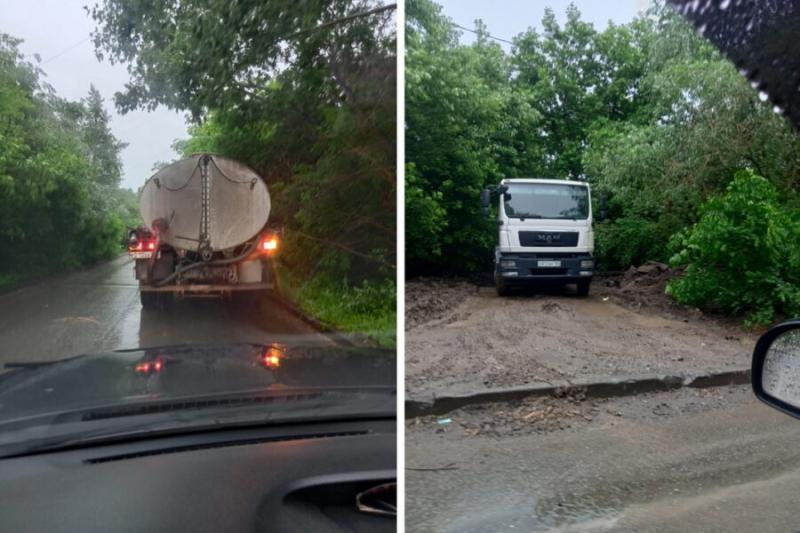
0, 33, 131, 285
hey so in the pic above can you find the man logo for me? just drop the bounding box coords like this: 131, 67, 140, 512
537, 233, 560, 243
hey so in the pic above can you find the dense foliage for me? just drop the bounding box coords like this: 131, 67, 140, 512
667, 171, 800, 326
407, 0, 800, 325
0, 34, 135, 288
90, 0, 396, 342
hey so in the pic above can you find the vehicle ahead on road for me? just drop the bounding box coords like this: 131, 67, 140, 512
0, 343, 396, 532
128, 153, 281, 309
481, 179, 599, 297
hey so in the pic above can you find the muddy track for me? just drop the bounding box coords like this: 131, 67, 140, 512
406, 276, 756, 397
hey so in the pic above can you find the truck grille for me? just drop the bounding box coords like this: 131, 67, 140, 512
519, 231, 579, 247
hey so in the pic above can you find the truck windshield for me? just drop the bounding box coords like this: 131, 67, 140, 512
503, 183, 589, 220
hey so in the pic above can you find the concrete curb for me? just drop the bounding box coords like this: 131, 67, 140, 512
406, 367, 751, 418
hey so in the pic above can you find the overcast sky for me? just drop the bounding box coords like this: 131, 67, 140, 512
0, 0, 188, 191
437, 0, 649, 49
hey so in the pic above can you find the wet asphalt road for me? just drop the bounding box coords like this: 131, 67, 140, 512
407, 386, 800, 532
0, 256, 328, 365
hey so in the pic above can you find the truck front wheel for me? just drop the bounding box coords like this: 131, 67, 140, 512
576, 280, 591, 297
495, 276, 510, 297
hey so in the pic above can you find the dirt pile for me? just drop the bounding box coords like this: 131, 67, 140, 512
596, 261, 691, 318
405, 278, 474, 329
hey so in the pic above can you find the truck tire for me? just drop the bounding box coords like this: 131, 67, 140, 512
495, 276, 510, 297
140, 291, 159, 309
576, 280, 591, 297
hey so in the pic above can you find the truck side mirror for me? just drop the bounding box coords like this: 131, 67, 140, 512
480, 188, 490, 218
599, 193, 608, 222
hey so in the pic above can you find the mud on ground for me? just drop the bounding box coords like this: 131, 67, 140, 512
406, 267, 756, 398
406, 384, 752, 441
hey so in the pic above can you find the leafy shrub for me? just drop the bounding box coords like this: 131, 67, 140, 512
595, 216, 669, 271
667, 170, 800, 326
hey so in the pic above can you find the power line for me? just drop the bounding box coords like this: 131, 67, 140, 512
452, 22, 514, 45
42, 37, 90, 64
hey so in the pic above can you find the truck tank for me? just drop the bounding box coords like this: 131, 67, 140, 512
139, 154, 271, 253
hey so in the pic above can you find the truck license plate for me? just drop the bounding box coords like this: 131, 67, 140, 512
537, 260, 561, 268
130, 252, 153, 260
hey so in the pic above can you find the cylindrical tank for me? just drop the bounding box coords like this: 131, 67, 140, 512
139, 154, 270, 252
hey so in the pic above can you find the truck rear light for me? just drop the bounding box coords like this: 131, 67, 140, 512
260, 236, 279, 252
129, 238, 157, 252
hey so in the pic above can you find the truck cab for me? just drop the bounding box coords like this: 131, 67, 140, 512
482, 178, 596, 296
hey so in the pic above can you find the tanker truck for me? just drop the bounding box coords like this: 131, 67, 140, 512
127, 153, 279, 308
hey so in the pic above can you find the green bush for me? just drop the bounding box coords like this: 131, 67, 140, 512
667, 170, 800, 326
595, 216, 669, 271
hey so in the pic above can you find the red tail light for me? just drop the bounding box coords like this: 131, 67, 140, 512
129, 238, 158, 252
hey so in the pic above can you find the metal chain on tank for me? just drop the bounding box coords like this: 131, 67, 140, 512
198, 155, 214, 262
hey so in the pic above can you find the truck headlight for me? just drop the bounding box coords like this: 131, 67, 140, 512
500, 260, 516, 269
580, 259, 594, 269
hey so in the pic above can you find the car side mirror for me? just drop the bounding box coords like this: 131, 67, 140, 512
752, 320, 800, 419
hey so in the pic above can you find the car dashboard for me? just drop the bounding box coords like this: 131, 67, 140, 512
0, 418, 396, 532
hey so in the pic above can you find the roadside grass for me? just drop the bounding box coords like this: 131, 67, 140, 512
276, 265, 396, 348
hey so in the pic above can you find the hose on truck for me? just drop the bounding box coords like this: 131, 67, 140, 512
153, 240, 260, 287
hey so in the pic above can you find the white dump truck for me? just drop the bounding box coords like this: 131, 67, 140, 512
481, 178, 600, 297
128, 153, 279, 308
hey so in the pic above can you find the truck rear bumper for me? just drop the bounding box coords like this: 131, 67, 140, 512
495, 252, 594, 283
140, 282, 274, 293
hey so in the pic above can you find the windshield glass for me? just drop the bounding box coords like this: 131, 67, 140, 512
0, 0, 397, 453
503, 183, 589, 220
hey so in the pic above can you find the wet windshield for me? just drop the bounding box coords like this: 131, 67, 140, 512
503, 183, 589, 220
0, 0, 397, 452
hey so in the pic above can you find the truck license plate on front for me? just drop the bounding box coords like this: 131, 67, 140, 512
130, 252, 153, 260
537, 260, 561, 268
